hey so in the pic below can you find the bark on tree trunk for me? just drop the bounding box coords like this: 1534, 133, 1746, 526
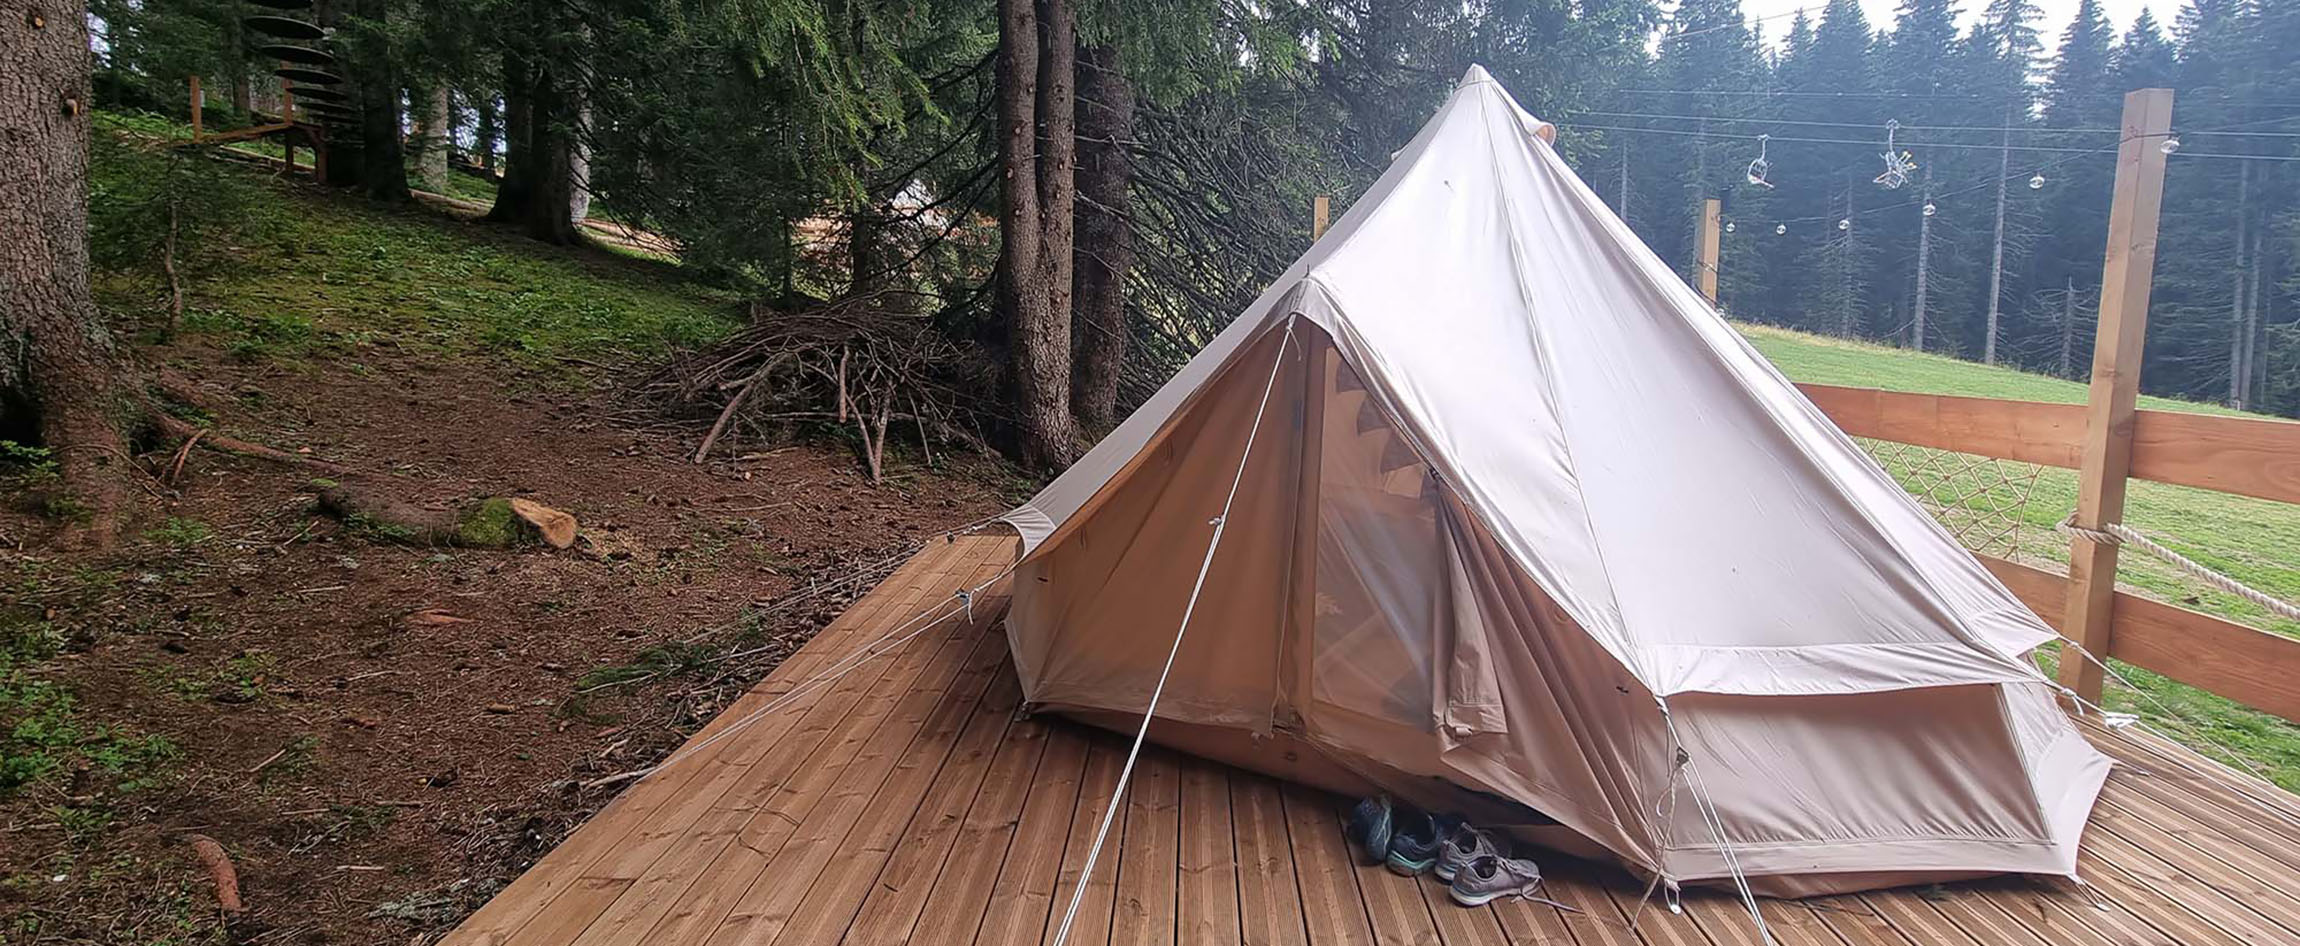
476, 95, 499, 174
566, 101, 592, 223
487, 63, 534, 219
1071, 41, 1132, 432
347, 0, 408, 201
996, 0, 1081, 468
2, 0, 135, 543
415, 85, 450, 193
485, 58, 580, 244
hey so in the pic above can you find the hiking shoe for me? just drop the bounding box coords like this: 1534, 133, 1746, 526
1434, 824, 1499, 883
1385, 809, 1454, 876
1448, 853, 1545, 906
1344, 795, 1394, 866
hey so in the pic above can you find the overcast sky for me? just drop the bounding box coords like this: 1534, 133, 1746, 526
1734, 0, 2187, 53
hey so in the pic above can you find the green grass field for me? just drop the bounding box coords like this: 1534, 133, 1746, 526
1742, 322, 2300, 789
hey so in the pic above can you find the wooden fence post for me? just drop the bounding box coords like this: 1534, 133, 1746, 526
2058, 88, 2174, 706
1697, 197, 1722, 306
189, 75, 204, 140
1313, 195, 1331, 240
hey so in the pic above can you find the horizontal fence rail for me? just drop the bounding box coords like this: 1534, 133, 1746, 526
1801, 384, 2300, 506
1799, 381, 2300, 723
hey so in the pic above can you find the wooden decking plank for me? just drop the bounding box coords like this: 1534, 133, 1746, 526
973, 725, 1090, 946
1921, 889, 2052, 946
700, 613, 1016, 946
1853, 893, 1986, 946
1351, 856, 1441, 946
1965, 881, 2150, 946
763, 664, 1026, 945
1607, 884, 1711, 946
850, 669, 1053, 944
2100, 766, 2300, 874
1041, 738, 1129, 946
562, 587, 1000, 946
2088, 727, 2300, 836
1280, 784, 1379, 946
1231, 774, 1312, 946
2095, 789, 2300, 914
2074, 841, 2250, 946
441, 541, 974, 946
1485, 895, 1575, 945
1538, 873, 1644, 946
2084, 798, 2300, 939
625, 605, 1009, 946
2071, 846, 2243, 946
502, 878, 633, 946
1416, 882, 1509, 946
2116, 726, 2300, 822
1801, 896, 1912, 946
1176, 757, 1242, 946
1110, 750, 1183, 946
1681, 895, 1767, 946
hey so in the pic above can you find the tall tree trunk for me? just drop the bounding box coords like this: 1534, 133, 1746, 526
2, 0, 134, 543
2228, 165, 2250, 406
231, 72, 252, 115
1071, 41, 1132, 432
487, 65, 532, 216
415, 85, 450, 193
2059, 277, 2077, 379
1983, 122, 2010, 365
566, 101, 592, 223
346, 0, 407, 201
486, 58, 579, 244
1912, 170, 1932, 352
996, 0, 1081, 467
476, 94, 499, 174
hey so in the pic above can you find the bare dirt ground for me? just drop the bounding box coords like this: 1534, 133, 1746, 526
0, 333, 1007, 944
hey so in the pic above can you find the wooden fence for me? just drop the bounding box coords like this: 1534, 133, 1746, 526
1752, 91, 2300, 724
1802, 382, 2300, 722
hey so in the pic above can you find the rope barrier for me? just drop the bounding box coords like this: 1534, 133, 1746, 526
1048, 321, 1297, 946
2055, 515, 2300, 623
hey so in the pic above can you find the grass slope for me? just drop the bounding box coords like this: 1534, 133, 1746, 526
1744, 322, 2300, 789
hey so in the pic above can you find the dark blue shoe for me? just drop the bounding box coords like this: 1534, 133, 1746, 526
1386, 809, 1453, 876
1345, 795, 1394, 866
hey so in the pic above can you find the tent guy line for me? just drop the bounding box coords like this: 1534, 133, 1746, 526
1046, 320, 1298, 946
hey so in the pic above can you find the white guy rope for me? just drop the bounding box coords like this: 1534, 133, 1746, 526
1657, 700, 1779, 946
1047, 321, 1298, 946
584, 556, 1018, 790
2046, 630, 2296, 809
680, 512, 1009, 646
2056, 515, 2300, 623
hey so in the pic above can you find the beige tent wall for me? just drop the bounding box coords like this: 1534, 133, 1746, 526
1008, 329, 1303, 730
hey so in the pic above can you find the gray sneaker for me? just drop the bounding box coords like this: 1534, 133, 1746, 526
1434, 825, 1499, 883
1448, 853, 1544, 906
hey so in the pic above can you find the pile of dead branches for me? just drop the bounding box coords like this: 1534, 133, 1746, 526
643, 291, 996, 482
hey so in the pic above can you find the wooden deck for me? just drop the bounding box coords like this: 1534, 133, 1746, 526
442, 534, 2300, 946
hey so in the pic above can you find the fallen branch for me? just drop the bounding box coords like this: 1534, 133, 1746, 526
152, 414, 343, 475
184, 833, 244, 913
313, 482, 579, 549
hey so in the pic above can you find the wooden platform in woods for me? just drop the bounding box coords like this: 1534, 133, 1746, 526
441, 534, 2300, 946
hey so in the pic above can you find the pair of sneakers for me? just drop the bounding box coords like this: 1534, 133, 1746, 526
1345, 795, 1546, 906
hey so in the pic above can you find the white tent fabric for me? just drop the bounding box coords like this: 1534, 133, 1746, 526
997, 65, 2109, 896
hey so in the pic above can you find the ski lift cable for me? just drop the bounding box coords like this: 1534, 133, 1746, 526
1558, 121, 2300, 162
1568, 108, 2300, 138
1564, 109, 2131, 135
1613, 87, 2300, 109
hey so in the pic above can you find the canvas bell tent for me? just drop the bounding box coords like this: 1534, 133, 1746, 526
995, 66, 2109, 898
